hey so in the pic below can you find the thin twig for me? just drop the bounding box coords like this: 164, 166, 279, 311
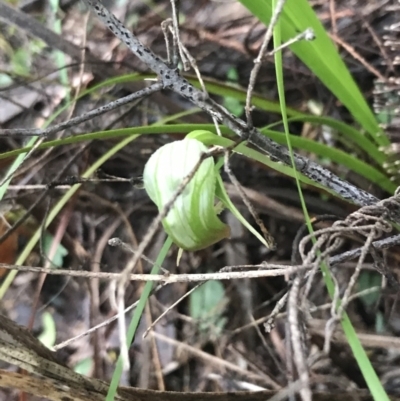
245, 0, 287, 129
287, 276, 311, 401
0, 262, 310, 282
0, 83, 163, 137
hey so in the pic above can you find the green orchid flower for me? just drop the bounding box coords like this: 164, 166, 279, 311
143, 137, 230, 251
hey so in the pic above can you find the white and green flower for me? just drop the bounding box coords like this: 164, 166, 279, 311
143, 138, 230, 251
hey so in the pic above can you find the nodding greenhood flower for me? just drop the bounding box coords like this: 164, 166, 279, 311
143, 138, 230, 251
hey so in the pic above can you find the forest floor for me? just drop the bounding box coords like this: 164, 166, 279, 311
1, 0, 400, 400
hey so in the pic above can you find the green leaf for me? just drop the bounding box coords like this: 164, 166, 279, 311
238, 0, 388, 146
215, 172, 270, 248
358, 271, 382, 308
0, 73, 13, 88
223, 68, 244, 117
190, 280, 227, 334
42, 233, 68, 267
11, 48, 31, 76
74, 357, 93, 375
38, 312, 56, 348
190, 280, 225, 320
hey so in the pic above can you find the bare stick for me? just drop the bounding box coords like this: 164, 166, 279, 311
287, 276, 311, 401
169, 0, 188, 69
245, 0, 287, 129
142, 283, 201, 339
0, 83, 163, 137
270, 28, 314, 55
0, 262, 311, 282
